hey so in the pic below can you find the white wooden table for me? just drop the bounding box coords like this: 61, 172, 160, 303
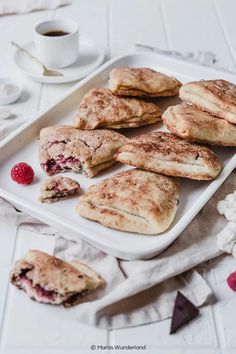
0, 1, 236, 353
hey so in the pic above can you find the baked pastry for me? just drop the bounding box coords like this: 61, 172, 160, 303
10, 250, 105, 307
179, 80, 236, 124
109, 67, 181, 97
39, 126, 128, 178
115, 132, 221, 180
73, 88, 162, 129
77, 169, 179, 235
39, 176, 81, 203
162, 103, 236, 147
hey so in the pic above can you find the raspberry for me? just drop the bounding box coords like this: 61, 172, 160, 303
11, 162, 34, 185
227, 271, 236, 291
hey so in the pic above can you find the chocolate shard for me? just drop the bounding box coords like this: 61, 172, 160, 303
170, 291, 199, 334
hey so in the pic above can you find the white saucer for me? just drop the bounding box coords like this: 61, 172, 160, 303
13, 37, 105, 84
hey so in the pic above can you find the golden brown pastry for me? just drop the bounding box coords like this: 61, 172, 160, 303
109, 67, 181, 97
77, 169, 179, 235
115, 132, 221, 180
179, 80, 236, 124
10, 250, 105, 307
73, 88, 162, 129
162, 103, 236, 147
39, 125, 128, 178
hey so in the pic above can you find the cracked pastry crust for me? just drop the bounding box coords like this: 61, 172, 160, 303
10, 250, 105, 307
39, 176, 81, 203
39, 125, 128, 178
115, 132, 221, 180
73, 88, 162, 130
162, 103, 236, 147
179, 80, 236, 124
77, 169, 179, 235
109, 67, 182, 97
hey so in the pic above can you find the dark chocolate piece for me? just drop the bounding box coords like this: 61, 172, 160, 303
170, 291, 199, 334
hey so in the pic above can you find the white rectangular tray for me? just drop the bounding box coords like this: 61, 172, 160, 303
0, 53, 235, 260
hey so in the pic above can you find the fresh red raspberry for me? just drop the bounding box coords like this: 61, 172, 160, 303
10, 162, 34, 185
227, 271, 236, 291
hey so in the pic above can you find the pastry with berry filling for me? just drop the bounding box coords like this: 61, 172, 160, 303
39, 176, 81, 203
39, 125, 128, 178
10, 250, 105, 307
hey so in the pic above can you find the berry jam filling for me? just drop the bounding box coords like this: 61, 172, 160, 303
18, 273, 57, 300
42, 155, 81, 175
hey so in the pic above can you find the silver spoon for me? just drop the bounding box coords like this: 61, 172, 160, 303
11, 41, 63, 77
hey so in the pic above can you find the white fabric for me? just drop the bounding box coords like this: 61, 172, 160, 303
0, 0, 71, 15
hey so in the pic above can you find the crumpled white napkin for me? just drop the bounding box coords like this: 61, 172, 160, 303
0, 0, 71, 15
52, 173, 235, 329
217, 191, 236, 256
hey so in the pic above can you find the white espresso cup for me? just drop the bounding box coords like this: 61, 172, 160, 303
34, 19, 79, 68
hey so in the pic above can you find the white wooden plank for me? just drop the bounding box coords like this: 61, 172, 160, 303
55, 0, 107, 49
161, 0, 235, 71
0, 229, 107, 350
205, 257, 236, 350
0, 216, 18, 266
110, 306, 218, 350
0, 267, 10, 330
109, 0, 168, 56
214, 0, 236, 69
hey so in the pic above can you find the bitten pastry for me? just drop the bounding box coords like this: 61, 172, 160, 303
39, 125, 128, 178
73, 88, 162, 129
115, 132, 221, 180
39, 176, 81, 203
109, 67, 181, 97
77, 169, 179, 235
179, 80, 236, 124
10, 250, 105, 307
162, 103, 236, 147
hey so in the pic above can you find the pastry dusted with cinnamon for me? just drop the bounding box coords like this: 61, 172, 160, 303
77, 169, 179, 235
73, 88, 162, 129
179, 79, 236, 124
39, 176, 81, 203
10, 250, 105, 307
109, 67, 181, 97
39, 125, 128, 178
115, 132, 221, 180
163, 103, 236, 147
